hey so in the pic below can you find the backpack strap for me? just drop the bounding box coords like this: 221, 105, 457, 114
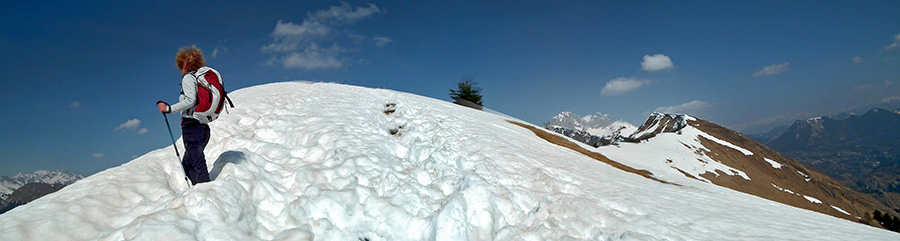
224, 93, 235, 108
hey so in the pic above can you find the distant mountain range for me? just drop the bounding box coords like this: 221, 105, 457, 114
737, 97, 900, 134
753, 108, 900, 211
0, 169, 82, 198
0, 169, 82, 214
544, 112, 637, 146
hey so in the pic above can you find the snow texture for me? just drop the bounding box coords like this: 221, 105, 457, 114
0, 82, 896, 240
804, 196, 823, 204
832, 206, 851, 216
605, 117, 751, 182
772, 184, 796, 195
763, 158, 784, 169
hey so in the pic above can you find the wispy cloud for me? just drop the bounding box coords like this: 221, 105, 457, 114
641, 54, 674, 71
69, 101, 80, 109
885, 33, 900, 50
263, 3, 387, 70
212, 47, 227, 57
853, 56, 865, 64
854, 84, 873, 90
279, 43, 345, 70
307, 2, 382, 26
753, 63, 790, 76
654, 100, 712, 114
92, 153, 105, 158
373, 36, 394, 47
601, 77, 652, 96
114, 119, 143, 134
262, 20, 332, 53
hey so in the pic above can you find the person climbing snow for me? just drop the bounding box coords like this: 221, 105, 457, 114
157, 45, 230, 185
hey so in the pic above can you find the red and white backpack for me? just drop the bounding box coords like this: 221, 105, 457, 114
191, 67, 233, 123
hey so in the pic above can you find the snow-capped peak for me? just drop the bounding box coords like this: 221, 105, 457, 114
627, 112, 695, 141
0, 169, 83, 198
546, 111, 637, 138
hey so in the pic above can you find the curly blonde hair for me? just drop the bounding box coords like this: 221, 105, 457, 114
175, 45, 205, 73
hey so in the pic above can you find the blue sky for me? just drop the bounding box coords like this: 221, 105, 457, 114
2, 1, 899, 176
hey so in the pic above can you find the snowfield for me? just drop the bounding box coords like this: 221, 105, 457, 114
0, 82, 896, 240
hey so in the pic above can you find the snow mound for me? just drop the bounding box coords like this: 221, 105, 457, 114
0, 82, 896, 240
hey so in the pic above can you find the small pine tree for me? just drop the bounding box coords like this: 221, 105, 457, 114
875, 210, 884, 221
884, 215, 896, 229
449, 75, 483, 106
893, 216, 900, 231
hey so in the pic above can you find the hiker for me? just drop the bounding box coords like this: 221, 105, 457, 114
157, 45, 218, 185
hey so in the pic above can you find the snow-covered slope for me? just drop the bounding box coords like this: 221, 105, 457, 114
611, 112, 892, 222
0, 169, 82, 199
0, 82, 896, 240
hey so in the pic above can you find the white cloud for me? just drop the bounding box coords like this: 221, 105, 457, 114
307, 2, 382, 26
853, 56, 865, 64
69, 101, 80, 109
641, 54, 674, 71
885, 33, 900, 50
883, 96, 900, 103
92, 153, 105, 158
601, 77, 652, 96
114, 119, 141, 132
262, 3, 388, 70
854, 84, 874, 90
654, 100, 712, 114
753, 63, 790, 76
212, 47, 227, 57
272, 20, 331, 38
373, 36, 394, 47
262, 20, 332, 53
280, 44, 345, 70
137, 128, 149, 134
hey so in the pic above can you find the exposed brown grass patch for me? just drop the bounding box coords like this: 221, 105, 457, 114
690, 118, 892, 225
508, 121, 675, 185
672, 167, 702, 181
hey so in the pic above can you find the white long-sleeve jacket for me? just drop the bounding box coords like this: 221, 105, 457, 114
167, 67, 218, 119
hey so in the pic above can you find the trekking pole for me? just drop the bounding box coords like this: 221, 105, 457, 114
159, 101, 193, 188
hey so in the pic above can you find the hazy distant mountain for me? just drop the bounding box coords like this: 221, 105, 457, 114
745, 124, 790, 143
766, 108, 900, 211
737, 98, 900, 135
768, 108, 900, 151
